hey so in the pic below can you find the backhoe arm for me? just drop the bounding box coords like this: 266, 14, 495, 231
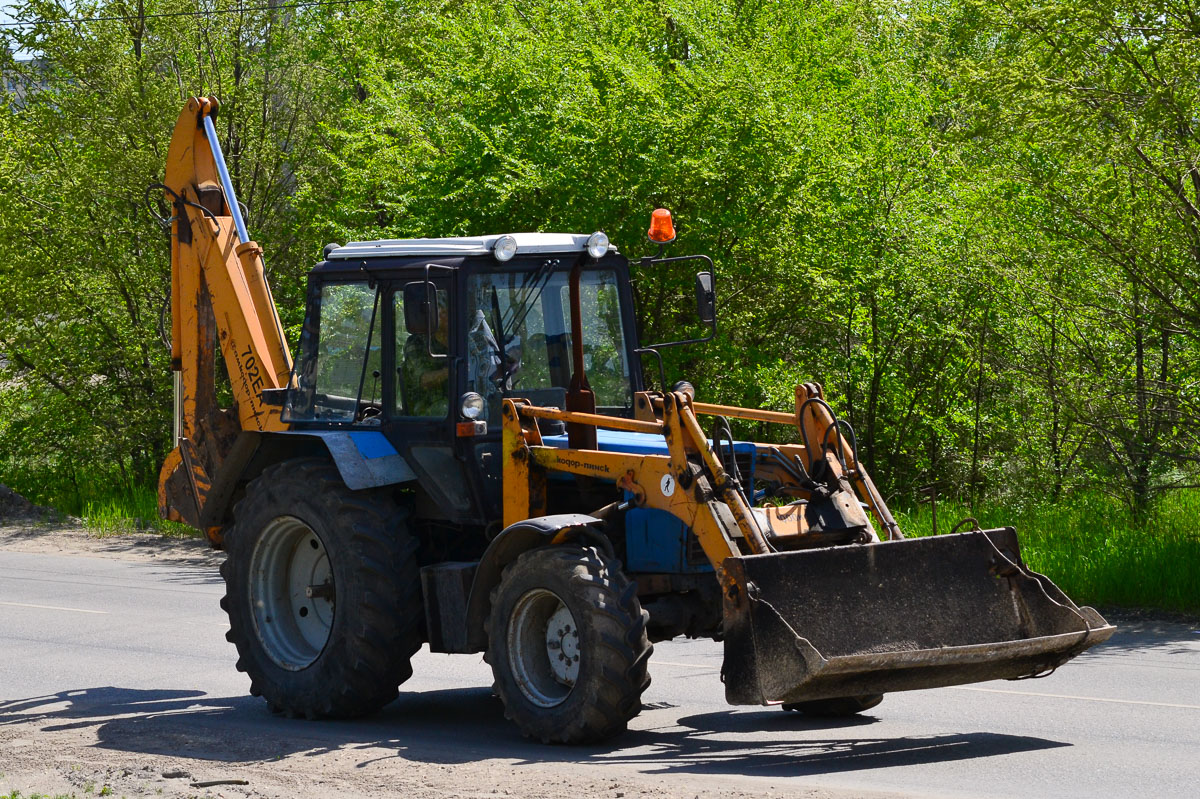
157, 96, 292, 542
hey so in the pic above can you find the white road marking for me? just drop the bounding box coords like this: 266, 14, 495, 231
0, 600, 107, 615
955, 685, 1200, 710
653, 659, 720, 670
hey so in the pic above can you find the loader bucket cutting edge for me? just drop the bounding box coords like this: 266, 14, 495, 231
720, 528, 1115, 705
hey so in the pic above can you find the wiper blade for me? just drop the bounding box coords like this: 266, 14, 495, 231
492, 259, 560, 389
353, 286, 382, 415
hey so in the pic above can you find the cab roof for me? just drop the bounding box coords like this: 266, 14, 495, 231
325, 233, 609, 260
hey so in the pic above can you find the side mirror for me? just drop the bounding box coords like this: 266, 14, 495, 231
403, 281, 440, 335
695, 272, 715, 323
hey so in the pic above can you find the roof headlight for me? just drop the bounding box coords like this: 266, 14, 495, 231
493, 235, 518, 262
586, 231, 610, 260
460, 391, 486, 420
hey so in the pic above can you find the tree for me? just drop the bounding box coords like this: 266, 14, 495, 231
0, 1, 352, 500
953, 0, 1200, 512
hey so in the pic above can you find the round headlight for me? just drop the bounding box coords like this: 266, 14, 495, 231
460, 391, 486, 420
671, 380, 696, 401
586, 231, 610, 260
493, 235, 518, 262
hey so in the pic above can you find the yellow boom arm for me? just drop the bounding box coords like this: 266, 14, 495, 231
156, 97, 292, 542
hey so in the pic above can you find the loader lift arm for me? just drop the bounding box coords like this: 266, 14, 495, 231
156, 96, 293, 544
502, 385, 883, 594
501, 384, 1115, 707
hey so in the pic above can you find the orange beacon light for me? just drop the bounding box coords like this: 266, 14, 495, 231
648, 208, 676, 244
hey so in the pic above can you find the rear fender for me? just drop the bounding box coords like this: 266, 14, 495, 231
268, 430, 418, 491
195, 430, 418, 537
462, 514, 610, 652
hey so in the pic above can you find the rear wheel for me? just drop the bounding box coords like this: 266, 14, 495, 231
485, 545, 652, 744
783, 694, 884, 716
220, 458, 422, 718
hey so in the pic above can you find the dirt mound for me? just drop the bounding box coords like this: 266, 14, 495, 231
0, 483, 60, 522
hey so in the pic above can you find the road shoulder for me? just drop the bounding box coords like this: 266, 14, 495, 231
0, 520, 223, 567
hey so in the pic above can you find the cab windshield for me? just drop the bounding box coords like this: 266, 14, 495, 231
466, 267, 631, 414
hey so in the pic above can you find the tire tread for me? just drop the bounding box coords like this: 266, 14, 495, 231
484, 544, 652, 744
221, 457, 422, 719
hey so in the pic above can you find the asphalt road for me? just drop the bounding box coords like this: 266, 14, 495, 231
1, 548, 1198, 798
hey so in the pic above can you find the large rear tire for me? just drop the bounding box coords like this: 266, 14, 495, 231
485, 545, 652, 744
220, 458, 422, 718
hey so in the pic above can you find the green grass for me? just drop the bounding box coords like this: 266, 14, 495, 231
0, 464, 196, 539
80, 486, 195, 538
893, 490, 1200, 614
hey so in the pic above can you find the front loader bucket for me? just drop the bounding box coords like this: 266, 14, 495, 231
721, 528, 1115, 705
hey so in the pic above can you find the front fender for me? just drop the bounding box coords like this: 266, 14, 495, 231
463, 514, 609, 652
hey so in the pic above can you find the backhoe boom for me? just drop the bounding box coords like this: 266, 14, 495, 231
157, 96, 292, 542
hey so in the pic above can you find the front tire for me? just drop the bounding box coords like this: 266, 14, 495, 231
220, 458, 422, 718
485, 545, 652, 744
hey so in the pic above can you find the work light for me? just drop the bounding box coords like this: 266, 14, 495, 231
460, 391, 486, 420
586, 231, 610, 259
494, 235, 518, 262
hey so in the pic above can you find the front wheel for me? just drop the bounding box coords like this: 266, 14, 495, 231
485, 545, 652, 744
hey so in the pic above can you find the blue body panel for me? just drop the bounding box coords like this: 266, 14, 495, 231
542, 428, 757, 461
544, 428, 756, 574
626, 508, 713, 573
541, 429, 671, 455
348, 430, 400, 460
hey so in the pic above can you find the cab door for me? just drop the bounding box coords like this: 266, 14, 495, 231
383, 275, 483, 524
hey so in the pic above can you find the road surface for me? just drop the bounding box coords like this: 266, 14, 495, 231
1, 536, 1197, 798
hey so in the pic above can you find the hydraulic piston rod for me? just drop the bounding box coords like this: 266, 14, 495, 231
201, 113, 250, 245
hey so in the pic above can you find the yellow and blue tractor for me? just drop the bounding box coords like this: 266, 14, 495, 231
157, 97, 1113, 743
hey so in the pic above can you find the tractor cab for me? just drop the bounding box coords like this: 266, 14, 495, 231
281, 232, 651, 526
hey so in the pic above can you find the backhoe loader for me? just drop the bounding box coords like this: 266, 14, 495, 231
157, 97, 1114, 743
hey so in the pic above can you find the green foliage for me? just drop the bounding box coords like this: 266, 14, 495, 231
895, 490, 1200, 613
948, 0, 1200, 512
0, 0, 354, 490
1, 0, 1198, 610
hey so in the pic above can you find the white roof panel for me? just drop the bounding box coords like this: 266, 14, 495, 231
326, 232, 605, 260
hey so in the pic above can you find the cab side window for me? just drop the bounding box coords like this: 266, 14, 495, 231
286, 281, 381, 423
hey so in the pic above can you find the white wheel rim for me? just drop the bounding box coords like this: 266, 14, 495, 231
508, 588, 579, 708
249, 516, 333, 670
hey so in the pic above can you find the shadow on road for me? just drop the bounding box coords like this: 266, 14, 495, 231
0, 685, 1069, 778
597, 709, 1068, 776
0, 523, 224, 584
